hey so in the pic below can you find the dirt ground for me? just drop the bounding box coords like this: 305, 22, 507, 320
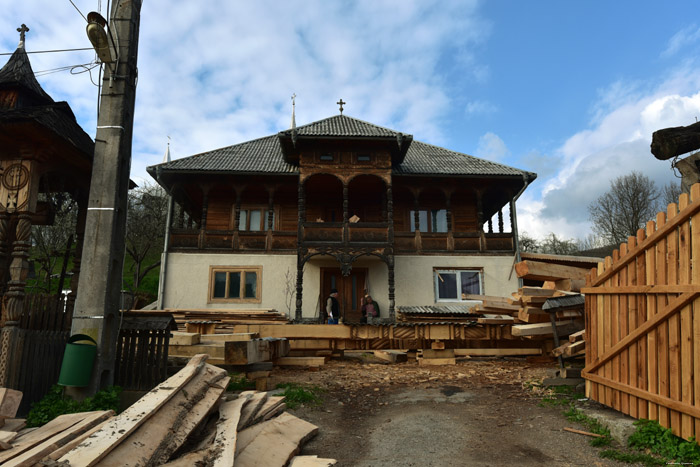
269, 353, 631, 466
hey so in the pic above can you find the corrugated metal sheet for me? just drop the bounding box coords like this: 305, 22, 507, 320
398, 304, 480, 315
542, 294, 585, 311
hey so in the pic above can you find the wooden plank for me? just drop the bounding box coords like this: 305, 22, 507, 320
0, 389, 22, 420
453, 348, 542, 356
569, 330, 585, 343
2, 411, 112, 467
289, 455, 338, 466
0, 412, 88, 464
581, 284, 700, 294
626, 236, 638, 418
274, 357, 327, 367
619, 242, 630, 416
563, 340, 585, 357
101, 364, 229, 467
373, 350, 408, 363
677, 193, 691, 437
511, 321, 581, 337
563, 427, 605, 438
636, 227, 649, 419
201, 332, 259, 342
514, 260, 588, 281
209, 396, 250, 467
235, 412, 319, 467
0, 419, 25, 433
519, 286, 558, 297
645, 220, 658, 421
238, 392, 269, 430
254, 396, 286, 424
655, 212, 669, 429
169, 332, 200, 345
46, 418, 112, 461
59, 354, 208, 466
417, 357, 456, 366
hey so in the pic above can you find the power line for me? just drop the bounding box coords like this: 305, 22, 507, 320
0, 47, 93, 56
68, 0, 88, 22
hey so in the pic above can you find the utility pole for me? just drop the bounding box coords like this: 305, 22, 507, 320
70, 0, 142, 394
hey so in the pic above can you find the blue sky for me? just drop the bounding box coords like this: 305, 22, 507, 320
1, 1, 699, 243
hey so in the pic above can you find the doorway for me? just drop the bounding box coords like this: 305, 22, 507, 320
321, 267, 367, 323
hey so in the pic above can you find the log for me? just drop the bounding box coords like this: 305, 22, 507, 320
651, 121, 700, 160
514, 260, 588, 281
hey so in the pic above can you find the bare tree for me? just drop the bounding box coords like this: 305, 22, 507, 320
125, 183, 169, 292
518, 232, 539, 253
539, 232, 579, 255
30, 194, 78, 294
588, 171, 660, 246
662, 180, 683, 207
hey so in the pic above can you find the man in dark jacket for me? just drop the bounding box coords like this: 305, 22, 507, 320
325, 289, 340, 324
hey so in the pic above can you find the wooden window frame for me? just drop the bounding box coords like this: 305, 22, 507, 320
355, 152, 372, 163
208, 266, 263, 303
319, 152, 336, 162
410, 209, 448, 233
236, 206, 276, 231
433, 267, 483, 302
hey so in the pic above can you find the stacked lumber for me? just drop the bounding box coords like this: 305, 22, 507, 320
552, 330, 586, 357
0, 355, 332, 466
141, 309, 289, 333
508, 286, 583, 323
467, 294, 520, 316
168, 332, 290, 366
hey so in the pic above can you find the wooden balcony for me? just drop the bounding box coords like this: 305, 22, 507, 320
169, 227, 514, 253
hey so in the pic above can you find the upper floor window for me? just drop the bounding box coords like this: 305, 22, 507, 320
320, 152, 335, 161
434, 268, 482, 301
239, 207, 274, 231
357, 153, 372, 162
410, 209, 447, 233
209, 266, 262, 303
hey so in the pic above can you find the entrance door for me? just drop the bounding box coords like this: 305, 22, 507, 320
321, 268, 367, 323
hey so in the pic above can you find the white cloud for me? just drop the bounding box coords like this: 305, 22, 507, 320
518, 73, 700, 241
476, 132, 509, 162
465, 99, 497, 115
663, 24, 700, 57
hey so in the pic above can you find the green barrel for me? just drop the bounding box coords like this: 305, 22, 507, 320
58, 334, 97, 387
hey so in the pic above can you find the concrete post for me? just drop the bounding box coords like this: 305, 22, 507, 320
70, 0, 142, 394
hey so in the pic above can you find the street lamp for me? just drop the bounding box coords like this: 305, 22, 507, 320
86, 11, 118, 64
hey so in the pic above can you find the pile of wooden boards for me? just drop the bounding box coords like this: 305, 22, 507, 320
0, 388, 23, 450
552, 330, 586, 358
0, 354, 335, 466
153, 309, 289, 333
168, 332, 290, 366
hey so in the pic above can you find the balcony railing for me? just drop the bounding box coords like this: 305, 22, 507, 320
169, 227, 514, 253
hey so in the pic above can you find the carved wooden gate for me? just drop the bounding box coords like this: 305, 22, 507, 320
583, 184, 700, 441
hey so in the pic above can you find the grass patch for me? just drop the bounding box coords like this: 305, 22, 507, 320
275, 382, 323, 409
26, 385, 121, 427
227, 373, 256, 392
599, 449, 664, 466
563, 405, 612, 447
626, 419, 700, 465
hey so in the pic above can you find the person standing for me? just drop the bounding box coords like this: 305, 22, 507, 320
361, 295, 379, 324
326, 289, 340, 324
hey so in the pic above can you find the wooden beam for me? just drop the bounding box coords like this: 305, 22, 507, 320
373, 350, 408, 363
581, 285, 700, 294
515, 260, 588, 281
169, 332, 200, 345
274, 357, 327, 367
511, 321, 582, 337
453, 348, 542, 356
58, 355, 208, 466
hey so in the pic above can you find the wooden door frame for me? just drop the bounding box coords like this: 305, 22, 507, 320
320, 267, 368, 322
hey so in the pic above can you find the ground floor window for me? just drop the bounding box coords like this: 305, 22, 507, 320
434, 268, 482, 301
209, 266, 262, 303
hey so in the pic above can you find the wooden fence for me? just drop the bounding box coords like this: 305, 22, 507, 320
582, 183, 700, 441
12, 294, 72, 414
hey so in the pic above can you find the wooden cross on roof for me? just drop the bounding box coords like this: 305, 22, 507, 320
337, 98, 346, 115
17, 24, 29, 48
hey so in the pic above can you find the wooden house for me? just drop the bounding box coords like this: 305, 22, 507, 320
148, 110, 536, 322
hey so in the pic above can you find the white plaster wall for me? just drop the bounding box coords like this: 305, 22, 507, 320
394, 254, 518, 306
162, 252, 516, 317
162, 253, 297, 316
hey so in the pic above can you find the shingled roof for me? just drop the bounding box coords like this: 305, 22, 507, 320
0, 46, 53, 104
149, 114, 534, 180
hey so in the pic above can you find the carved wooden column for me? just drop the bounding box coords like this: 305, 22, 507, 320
498, 208, 504, 233
265, 186, 275, 251
198, 187, 210, 249
342, 182, 349, 245
412, 192, 422, 252
445, 190, 454, 252
488, 218, 493, 233
386, 182, 395, 320
295, 180, 306, 321
476, 189, 485, 252
0, 212, 10, 295
232, 187, 242, 250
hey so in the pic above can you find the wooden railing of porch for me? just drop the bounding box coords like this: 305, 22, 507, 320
582, 183, 700, 441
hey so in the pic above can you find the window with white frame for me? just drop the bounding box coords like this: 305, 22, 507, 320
238, 207, 274, 231
434, 268, 482, 301
209, 266, 262, 303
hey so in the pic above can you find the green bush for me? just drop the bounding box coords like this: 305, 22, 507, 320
26, 385, 121, 427
628, 419, 700, 464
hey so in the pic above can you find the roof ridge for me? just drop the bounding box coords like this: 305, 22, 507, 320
280, 113, 410, 136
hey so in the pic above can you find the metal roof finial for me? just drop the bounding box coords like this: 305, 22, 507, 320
163, 136, 171, 163
290, 93, 297, 130
17, 24, 29, 49
337, 98, 346, 115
